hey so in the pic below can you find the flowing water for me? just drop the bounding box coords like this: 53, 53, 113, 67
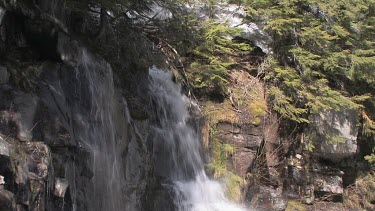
42, 49, 128, 211
43, 47, 246, 210
76, 50, 126, 211
149, 67, 246, 211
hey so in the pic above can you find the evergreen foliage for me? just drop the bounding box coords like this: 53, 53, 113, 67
241, 0, 375, 160
188, 20, 252, 98
246, 0, 375, 122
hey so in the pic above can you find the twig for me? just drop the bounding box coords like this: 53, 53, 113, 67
28, 120, 42, 132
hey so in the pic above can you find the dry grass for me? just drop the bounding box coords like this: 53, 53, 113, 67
204, 100, 240, 125
343, 171, 375, 210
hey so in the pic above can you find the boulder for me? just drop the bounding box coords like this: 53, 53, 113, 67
187, 3, 273, 54
312, 163, 344, 195
308, 110, 358, 162
314, 174, 343, 194
248, 186, 287, 211
53, 177, 69, 198
0, 66, 9, 85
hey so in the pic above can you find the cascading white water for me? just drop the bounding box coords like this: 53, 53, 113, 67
72, 49, 126, 211
149, 67, 246, 211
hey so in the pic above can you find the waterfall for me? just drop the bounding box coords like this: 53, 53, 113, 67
76, 50, 126, 211
149, 67, 246, 211
42, 49, 128, 211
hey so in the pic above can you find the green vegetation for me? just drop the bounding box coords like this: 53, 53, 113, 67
206, 127, 243, 201
286, 200, 307, 211
246, 0, 375, 123
344, 172, 375, 210
206, 127, 231, 178
362, 113, 375, 164
223, 172, 243, 202
229, 0, 375, 161
188, 20, 252, 98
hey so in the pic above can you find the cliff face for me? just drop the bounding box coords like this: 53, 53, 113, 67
0, 1, 158, 210
201, 69, 369, 210
197, 30, 373, 211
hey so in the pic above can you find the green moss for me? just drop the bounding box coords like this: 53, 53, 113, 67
286, 200, 307, 211
223, 144, 234, 156
248, 101, 267, 117
206, 126, 244, 202
223, 172, 243, 202
206, 130, 228, 178
251, 117, 262, 126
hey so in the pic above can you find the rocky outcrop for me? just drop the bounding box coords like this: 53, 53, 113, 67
278, 109, 360, 209
308, 110, 358, 162
188, 3, 273, 54
0, 1, 157, 210
203, 68, 364, 210
216, 122, 262, 176
203, 70, 289, 210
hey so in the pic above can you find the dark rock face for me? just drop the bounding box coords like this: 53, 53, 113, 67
0, 66, 9, 84
0, 1, 157, 210
0, 188, 16, 210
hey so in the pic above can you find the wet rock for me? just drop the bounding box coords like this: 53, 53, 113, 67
24, 142, 50, 179
0, 111, 20, 139
0, 137, 10, 157
308, 110, 358, 162
0, 189, 16, 210
0, 92, 39, 142
142, 177, 176, 211
57, 33, 81, 65
13, 93, 39, 142
0, 138, 12, 190
0, 7, 5, 25
0, 66, 9, 85
53, 177, 69, 198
